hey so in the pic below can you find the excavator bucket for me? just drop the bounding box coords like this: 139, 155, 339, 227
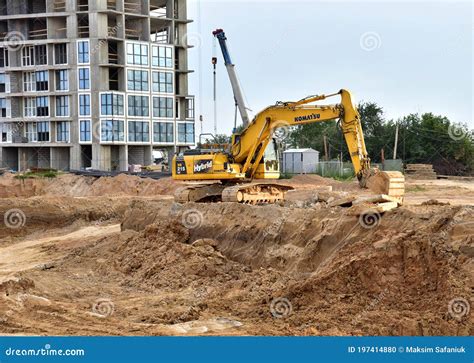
366, 170, 405, 203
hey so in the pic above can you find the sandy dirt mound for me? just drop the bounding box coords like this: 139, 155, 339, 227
0, 173, 180, 199
0, 196, 132, 239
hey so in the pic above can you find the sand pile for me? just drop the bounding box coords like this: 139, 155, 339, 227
112, 221, 253, 291
0, 196, 132, 239
0, 173, 180, 199
116, 200, 472, 335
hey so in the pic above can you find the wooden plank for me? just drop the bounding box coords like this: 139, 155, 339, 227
352, 194, 401, 205
375, 201, 398, 212
328, 195, 356, 207
346, 201, 399, 216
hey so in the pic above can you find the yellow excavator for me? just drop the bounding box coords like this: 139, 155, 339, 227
172, 29, 404, 204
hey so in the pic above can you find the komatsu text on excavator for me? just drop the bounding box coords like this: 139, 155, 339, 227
172, 29, 405, 204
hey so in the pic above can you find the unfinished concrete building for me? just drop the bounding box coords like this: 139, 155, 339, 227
0, 0, 195, 171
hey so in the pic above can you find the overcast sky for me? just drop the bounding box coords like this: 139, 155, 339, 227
186, 0, 473, 135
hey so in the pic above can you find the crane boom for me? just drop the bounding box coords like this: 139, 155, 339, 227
213, 28, 250, 127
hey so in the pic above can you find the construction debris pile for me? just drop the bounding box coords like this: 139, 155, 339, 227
405, 164, 438, 180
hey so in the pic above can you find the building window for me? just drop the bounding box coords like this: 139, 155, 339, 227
0, 73, 9, 93
78, 68, 90, 90
127, 70, 149, 92
56, 96, 69, 117
54, 43, 68, 65
152, 96, 173, 118
153, 122, 173, 143
128, 121, 149, 142
0, 47, 8, 68
56, 121, 70, 142
126, 43, 148, 66
36, 71, 49, 91
56, 70, 68, 91
0, 98, 8, 117
178, 122, 194, 144
1, 123, 12, 143
152, 46, 173, 68
35, 45, 47, 65
79, 94, 91, 116
24, 97, 36, 117
77, 40, 89, 64
80, 120, 91, 142
127, 95, 149, 117
152, 71, 173, 93
23, 72, 36, 92
100, 93, 124, 116
26, 121, 50, 142
37, 121, 49, 141
101, 119, 124, 142
36, 96, 49, 117
22, 46, 34, 66
185, 98, 195, 119
26, 123, 37, 142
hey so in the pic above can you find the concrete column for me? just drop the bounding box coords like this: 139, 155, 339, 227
18, 148, 27, 171
69, 143, 82, 170
119, 145, 128, 171
92, 144, 111, 171
144, 145, 152, 166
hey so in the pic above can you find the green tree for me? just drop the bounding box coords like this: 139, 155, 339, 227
286, 102, 473, 174
198, 134, 231, 147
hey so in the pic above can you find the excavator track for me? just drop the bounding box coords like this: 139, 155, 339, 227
174, 183, 226, 203
175, 182, 294, 204
221, 183, 294, 204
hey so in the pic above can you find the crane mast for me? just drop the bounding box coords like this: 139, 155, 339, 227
212, 29, 250, 128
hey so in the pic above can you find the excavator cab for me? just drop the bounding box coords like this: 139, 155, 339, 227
254, 139, 280, 179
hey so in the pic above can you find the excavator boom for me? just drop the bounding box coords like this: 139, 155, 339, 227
228, 89, 404, 201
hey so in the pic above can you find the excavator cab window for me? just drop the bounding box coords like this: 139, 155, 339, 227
263, 139, 279, 171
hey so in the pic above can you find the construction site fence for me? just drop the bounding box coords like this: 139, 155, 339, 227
288, 159, 404, 178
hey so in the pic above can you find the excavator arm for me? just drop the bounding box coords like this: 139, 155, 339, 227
231, 89, 404, 200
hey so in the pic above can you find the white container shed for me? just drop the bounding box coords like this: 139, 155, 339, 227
282, 148, 320, 174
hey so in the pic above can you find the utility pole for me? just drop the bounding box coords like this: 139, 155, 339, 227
393, 123, 399, 159
381, 148, 385, 170
323, 135, 328, 161
212, 56, 217, 135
